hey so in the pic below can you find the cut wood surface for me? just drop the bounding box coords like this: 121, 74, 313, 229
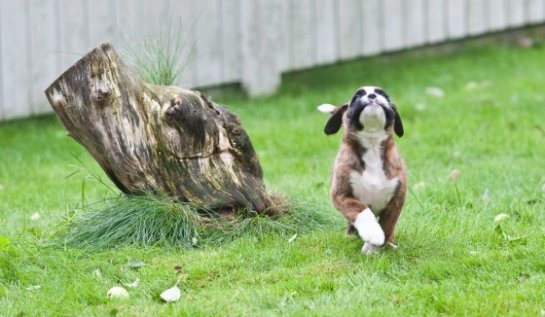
45, 43, 277, 213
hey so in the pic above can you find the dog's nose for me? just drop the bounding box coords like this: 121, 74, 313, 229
368, 93, 376, 99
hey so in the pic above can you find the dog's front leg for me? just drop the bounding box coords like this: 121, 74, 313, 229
333, 195, 385, 254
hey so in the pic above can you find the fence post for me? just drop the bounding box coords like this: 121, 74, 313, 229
240, 0, 282, 97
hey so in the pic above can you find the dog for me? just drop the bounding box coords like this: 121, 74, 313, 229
318, 86, 407, 254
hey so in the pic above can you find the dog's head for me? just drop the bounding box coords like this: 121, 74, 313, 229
317, 86, 404, 137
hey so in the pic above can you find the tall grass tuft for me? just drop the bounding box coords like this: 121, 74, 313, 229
123, 18, 191, 85
55, 194, 335, 249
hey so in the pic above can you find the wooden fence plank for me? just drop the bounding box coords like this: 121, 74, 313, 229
29, 0, 58, 115
88, 0, 116, 46
362, 0, 381, 55
193, 0, 222, 87
405, 0, 426, 47
446, 0, 467, 39
488, 0, 508, 31
0, 0, 31, 119
240, 0, 282, 96
427, 0, 447, 43
220, 0, 241, 83
508, 0, 526, 27
468, 0, 488, 35
169, 0, 197, 88
383, 0, 404, 51
338, 0, 363, 59
58, 0, 90, 72
288, 0, 314, 70
314, 0, 337, 65
276, 0, 289, 72
527, 0, 545, 23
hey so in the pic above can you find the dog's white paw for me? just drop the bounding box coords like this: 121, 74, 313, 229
353, 208, 385, 246
362, 242, 382, 255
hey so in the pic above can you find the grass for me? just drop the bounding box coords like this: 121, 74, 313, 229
55, 194, 332, 249
123, 18, 189, 85
2, 29, 545, 315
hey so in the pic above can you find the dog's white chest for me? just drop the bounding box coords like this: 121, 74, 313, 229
349, 142, 399, 213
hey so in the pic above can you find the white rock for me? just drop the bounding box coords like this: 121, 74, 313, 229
160, 285, 181, 302
107, 286, 129, 299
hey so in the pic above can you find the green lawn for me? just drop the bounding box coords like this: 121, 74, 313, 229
2, 30, 545, 316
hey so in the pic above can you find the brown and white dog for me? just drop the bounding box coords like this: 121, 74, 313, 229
318, 86, 407, 254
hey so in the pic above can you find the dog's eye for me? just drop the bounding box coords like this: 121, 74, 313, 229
350, 90, 366, 105
374, 89, 390, 102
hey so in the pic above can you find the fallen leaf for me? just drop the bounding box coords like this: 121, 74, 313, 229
414, 103, 427, 112
92, 269, 102, 278
494, 213, 510, 225
174, 265, 183, 274
288, 233, 297, 243
413, 182, 426, 191
160, 285, 181, 303
481, 189, 490, 202
124, 278, 139, 288
126, 260, 145, 269
30, 212, 41, 221
506, 235, 527, 244
516, 272, 529, 282
425, 86, 444, 98
107, 286, 129, 299
387, 242, 398, 249
317, 104, 336, 114
465, 80, 491, 90
465, 81, 479, 90
448, 169, 461, 180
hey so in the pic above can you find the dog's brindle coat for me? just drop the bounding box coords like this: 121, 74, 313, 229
321, 86, 406, 253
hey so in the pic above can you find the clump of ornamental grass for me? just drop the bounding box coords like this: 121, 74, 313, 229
54, 193, 334, 249
122, 17, 192, 85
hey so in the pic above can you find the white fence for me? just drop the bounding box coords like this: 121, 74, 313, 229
0, 0, 544, 121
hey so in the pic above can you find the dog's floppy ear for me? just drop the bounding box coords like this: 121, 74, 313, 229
323, 104, 348, 135
391, 103, 404, 137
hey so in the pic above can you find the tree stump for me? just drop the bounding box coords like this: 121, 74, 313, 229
45, 43, 277, 214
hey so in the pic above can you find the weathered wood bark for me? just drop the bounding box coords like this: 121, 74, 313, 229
45, 43, 277, 213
